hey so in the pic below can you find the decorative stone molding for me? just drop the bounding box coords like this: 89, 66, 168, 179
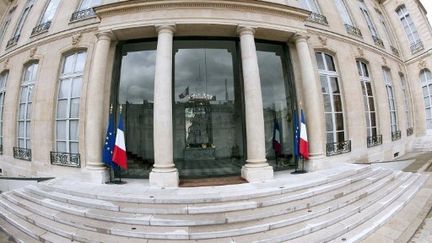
29, 47, 37, 58
71, 32, 82, 46
418, 59, 426, 69
318, 36, 327, 46
3, 59, 9, 69
357, 47, 364, 57
381, 56, 387, 65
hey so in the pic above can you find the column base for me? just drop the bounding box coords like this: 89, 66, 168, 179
241, 164, 274, 182
81, 167, 109, 184
149, 169, 179, 188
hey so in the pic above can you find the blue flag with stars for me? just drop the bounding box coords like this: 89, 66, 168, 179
102, 109, 116, 168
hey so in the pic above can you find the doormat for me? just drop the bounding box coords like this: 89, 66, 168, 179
179, 176, 247, 187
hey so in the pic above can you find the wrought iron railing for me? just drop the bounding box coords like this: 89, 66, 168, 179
31, 21, 51, 36
372, 36, 384, 48
391, 130, 402, 141
6, 35, 20, 48
390, 46, 400, 57
407, 127, 414, 136
326, 140, 351, 156
367, 135, 383, 148
13, 147, 31, 161
307, 12, 328, 25
70, 8, 96, 22
50, 151, 81, 168
344, 24, 362, 38
410, 40, 424, 54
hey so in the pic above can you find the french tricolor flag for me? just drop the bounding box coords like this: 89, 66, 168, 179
299, 110, 309, 160
112, 112, 128, 169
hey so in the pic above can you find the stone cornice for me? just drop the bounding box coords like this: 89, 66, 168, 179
94, 0, 310, 22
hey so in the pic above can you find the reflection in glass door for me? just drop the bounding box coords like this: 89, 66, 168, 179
174, 40, 245, 178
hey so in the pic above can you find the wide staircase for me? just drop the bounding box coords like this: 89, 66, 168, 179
0, 165, 431, 243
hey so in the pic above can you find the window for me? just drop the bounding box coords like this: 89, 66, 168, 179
71, 0, 100, 22
335, 0, 353, 26
396, 5, 423, 53
0, 7, 16, 46
299, 0, 320, 13
358, 0, 383, 47
382, 68, 399, 139
55, 51, 86, 154
399, 74, 412, 131
7, 0, 34, 47
420, 69, 432, 130
316, 52, 346, 146
0, 71, 8, 153
17, 62, 38, 150
32, 0, 60, 35
356, 61, 379, 146
376, 9, 397, 49
78, 0, 101, 11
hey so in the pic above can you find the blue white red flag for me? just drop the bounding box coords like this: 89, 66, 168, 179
299, 109, 309, 159
102, 108, 116, 168
293, 110, 300, 159
273, 119, 282, 156
112, 111, 128, 169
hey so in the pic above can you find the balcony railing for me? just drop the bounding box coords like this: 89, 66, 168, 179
407, 127, 414, 136
391, 130, 402, 141
344, 24, 362, 38
326, 140, 351, 156
367, 135, 383, 148
6, 35, 20, 48
0, 145, 3, 155
31, 21, 51, 36
390, 46, 400, 57
50, 151, 81, 168
13, 147, 31, 161
70, 8, 96, 22
372, 36, 384, 48
307, 12, 328, 25
410, 40, 424, 54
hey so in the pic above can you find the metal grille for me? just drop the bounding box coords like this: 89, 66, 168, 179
13, 147, 31, 161
390, 46, 400, 57
326, 140, 351, 156
50, 151, 81, 168
6, 35, 20, 48
410, 40, 424, 54
70, 8, 96, 22
307, 12, 328, 25
407, 127, 414, 136
367, 135, 382, 148
31, 21, 51, 36
391, 130, 402, 141
372, 36, 384, 48
344, 24, 362, 37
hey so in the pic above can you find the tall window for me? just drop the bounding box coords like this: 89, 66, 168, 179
78, 0, 101, 11
316, 52, 345, 145
382, 68, 399, 137
32, 0, 60, 35
17, 62, 38, 150
0, 71, 8, 153
55, 51, 86, 154
299, 0, 320, 13
7, 0, 34, 47
357, 61, 378, 141
396, 5, 422, 53
376, 9, 397, 48
399, 74, 413, 130
358, 0, 381, 46
420, 69, 432, 130
335, 0, 353, 26
0, 7, 15, 45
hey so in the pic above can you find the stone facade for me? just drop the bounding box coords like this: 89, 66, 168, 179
0, 0, 430, 186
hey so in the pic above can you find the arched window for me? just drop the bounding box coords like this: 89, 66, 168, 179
0, 71, 8, 154
420, 69, 432, 130
16, 61, 38, 160
356, 60, 380, 147
316, 52, 347, 155
55, 51, 87, 155
399, 73, 413, 134
382, 67, 400, 140
31, 0, 60, 35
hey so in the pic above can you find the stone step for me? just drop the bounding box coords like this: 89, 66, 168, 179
229, 172, 417, 242
0, 217, 40, 243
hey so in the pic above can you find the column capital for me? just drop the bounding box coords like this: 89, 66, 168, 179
237, 25, 257, 36
155, 24, 176, 34
96, 31, 115, 41
291, 33, 310, 43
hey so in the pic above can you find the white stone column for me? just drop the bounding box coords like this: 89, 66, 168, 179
84, 32, 112, 183
238, 26, 274, 182
149, 25, 179, 187
294, 35, 325, 162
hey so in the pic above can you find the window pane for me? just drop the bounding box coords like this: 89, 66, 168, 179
325, 54, 335, 71
56, 141, 66, 152
26, 139, 31, 148
19, 104, 25, 119
18, 122, 24, 137
325, 113, 333, 131
26, 121, 31, 138
320, 75, 329, 93
63, 55, 74, 74
326, 132, 334, 143
18, 139, 25, 148
333, 95, 342, 112
362, 63, 369, 77
75, 52, 86, 73
316, 53, 325, 70
26, 103, 31, 119
370, 112, 376, 126
57, 100, 68, 118
56, 121, 66, 140
70, 98, 80, 118
369, 97, 375, 111
71, 78, 82, 97
336, 131, 345, 142
58, 79, 71, 99
69, 120, 79, 140
70, 142, 79, 153
330, 77, 340, 93
365, 82, 372, 96
323, 94, 332, 112
335, 113, 344, 130
20, 87, 27, 102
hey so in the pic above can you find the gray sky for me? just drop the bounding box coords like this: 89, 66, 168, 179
420, 0, 432, 23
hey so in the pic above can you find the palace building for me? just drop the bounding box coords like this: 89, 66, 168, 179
0, 0, 430, 188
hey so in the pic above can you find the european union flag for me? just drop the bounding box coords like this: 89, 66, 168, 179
102, 108, 116, 168
293, 110, 300, 160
